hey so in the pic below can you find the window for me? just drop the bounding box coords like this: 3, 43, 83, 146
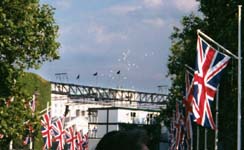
81, 111, 85, 116
76, 109, 80, 117
130, 112, 136, 117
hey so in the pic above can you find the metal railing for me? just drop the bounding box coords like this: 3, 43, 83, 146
50, 82, 168, 105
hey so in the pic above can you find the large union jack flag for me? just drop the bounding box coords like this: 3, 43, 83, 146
192, 35, 230, 129
52, 118, 65, 150
41, 112, 52, 149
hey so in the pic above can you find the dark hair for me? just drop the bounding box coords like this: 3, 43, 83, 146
95, 129, 149, 150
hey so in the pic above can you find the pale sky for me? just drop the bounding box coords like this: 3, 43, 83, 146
33, 0, 199, 92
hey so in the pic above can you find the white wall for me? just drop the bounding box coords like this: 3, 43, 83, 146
89, 139, 100, 150
97, 110, 107, 123
117, 109, 131, 123
108, 109, 118, 123
96, 125, 107, 138
51, 94, 68, 117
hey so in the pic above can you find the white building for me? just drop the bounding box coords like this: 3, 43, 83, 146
87, 107, 160, 150
51, 93, 111, 132
50, 82, 167, 149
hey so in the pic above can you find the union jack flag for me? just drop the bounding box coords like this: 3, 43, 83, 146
182, 70, 193, 150
82, 132, 89, 150
52, 118, 65, 150
76, 130, 84, 150
23, 136, 31, 145
23, 124, 34, 146
169, 112, 176, 150
41, 112, 52, 149
192, 35, 230, 129
65, 126, 77, 150
174, 102, 185, 150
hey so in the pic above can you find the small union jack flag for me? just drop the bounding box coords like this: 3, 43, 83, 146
41, 112, 52, 149
23, 124, 34, 146
169, 112, 176, 150
65, 126, 77, 150
192, 35, 230, 129
182, 70, 193, 150
52, 118, 65, 150
76, 130, 84, 150
82, 132, 89, 150
23, 136, 31, 145
174, 102, 185, 150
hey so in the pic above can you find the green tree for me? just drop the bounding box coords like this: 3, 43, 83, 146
0, 0, 59, 148
165, 1, 244, 149
163, 13, 205, 126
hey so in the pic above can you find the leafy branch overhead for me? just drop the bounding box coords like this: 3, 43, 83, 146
0, 1, 60, 70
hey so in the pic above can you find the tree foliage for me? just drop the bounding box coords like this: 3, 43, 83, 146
165, 1, 244, 149
0, 0, 59, 96
163, 13, 206, 126
0, 0, 59, 147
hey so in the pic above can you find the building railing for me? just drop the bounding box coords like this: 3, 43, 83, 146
50, 82, 168, 106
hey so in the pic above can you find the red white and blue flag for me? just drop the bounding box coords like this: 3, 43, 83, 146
41, 112, 52, 149
23, 124, 34, 146
82, 132, 89, 150
76, 130, 84, 150
52, 118, 65, 150
183, 70, 193, 150
23, 135, 31, 145
169, 112, 176, 150
174, 102, 185, 150
192, 35, 230, 129
65, 126, 77, 150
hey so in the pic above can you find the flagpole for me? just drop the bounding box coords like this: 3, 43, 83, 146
197, 30, 238, 59
95, 75, 98, 86
30, 140, 33, 150
117, 71, 121, 88
47, 101, 49, 113
9, 140, 13, 150
237, 5, 242, 150
204, 129, 208, 150
184, 64, 194, 150
215, 85, 219, 150
191, 133, 193, 150
197, 126, 199, 150
31, 93, 37, 150
185, 64, 195, 73
119, 73, 121, 88
93, 72, 98, 86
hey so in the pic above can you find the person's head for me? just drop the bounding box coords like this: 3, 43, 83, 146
95, 129, 149, 150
